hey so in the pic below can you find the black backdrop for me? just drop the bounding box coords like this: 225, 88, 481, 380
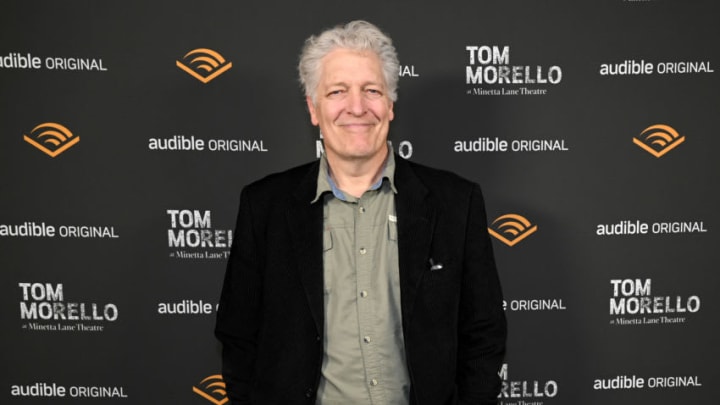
1, 1, 718, 404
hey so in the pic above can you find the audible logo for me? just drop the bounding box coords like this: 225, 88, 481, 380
10, 382, 127, 398
593, 374, 701, 391
193, 375, 227, 405
23, 123, 79, 157
599, 59, 712, 76
488, 214, 538, 247
158, 299, 215, 315
0, 52, 108, 71
633, 124, 685, 158
177, 48, 232, 83
503, 298, 566, 312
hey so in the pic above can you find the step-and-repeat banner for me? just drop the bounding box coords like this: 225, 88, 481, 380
1, 1, 718, 404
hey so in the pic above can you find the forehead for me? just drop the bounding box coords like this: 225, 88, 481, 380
318, 48, 385, 85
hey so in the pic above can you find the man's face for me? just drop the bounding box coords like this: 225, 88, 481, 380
307, 48, 394, 164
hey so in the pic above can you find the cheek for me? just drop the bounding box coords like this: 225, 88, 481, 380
371, 100, 393, 121
322, 105, 346, 123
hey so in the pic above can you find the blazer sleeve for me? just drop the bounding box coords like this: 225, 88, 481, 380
215, 187, 264, 405
457, 183, 507, 405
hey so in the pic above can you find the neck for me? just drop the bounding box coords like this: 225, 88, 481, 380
326, 147, 388, 198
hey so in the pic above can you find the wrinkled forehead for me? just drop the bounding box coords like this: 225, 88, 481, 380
318, 48, 386, 85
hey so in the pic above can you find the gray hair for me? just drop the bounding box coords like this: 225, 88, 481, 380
298, 20, 399, 103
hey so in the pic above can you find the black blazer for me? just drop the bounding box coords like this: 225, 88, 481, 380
216, 156, 506, 405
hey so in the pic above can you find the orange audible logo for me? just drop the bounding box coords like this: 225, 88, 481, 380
177, 48, 232, 83
193, 374, 228, 405
488, 214, 538, 247
633, 124, 685, 158
23, 122, 79, 157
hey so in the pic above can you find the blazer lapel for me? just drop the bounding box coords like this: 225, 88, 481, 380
394, 158, 436, 324
286, 161, 325, 336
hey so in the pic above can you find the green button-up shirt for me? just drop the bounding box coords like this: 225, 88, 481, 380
312, 147, 410, 405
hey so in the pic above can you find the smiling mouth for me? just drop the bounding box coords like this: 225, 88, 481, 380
339, 121, 375, 125
340, 120, 370, 125
339, 121, 376, 128
339, 123, 375, 133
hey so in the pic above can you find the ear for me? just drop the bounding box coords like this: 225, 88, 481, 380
388, 101, 394, 122
306, 96, 319, 126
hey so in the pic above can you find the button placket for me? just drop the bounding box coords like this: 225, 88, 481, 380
356, 193, 379, 400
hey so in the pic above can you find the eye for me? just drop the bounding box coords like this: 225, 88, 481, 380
365, 88, 383, 98
326, 89, 345, 98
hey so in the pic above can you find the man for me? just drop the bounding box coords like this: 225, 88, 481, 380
215, 20, 506, 405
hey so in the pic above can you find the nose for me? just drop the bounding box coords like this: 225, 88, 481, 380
346, 90, 367, 116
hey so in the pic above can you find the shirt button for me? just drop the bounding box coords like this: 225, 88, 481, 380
370, 379, 378, 386
359, 247, 367, 255
364, 336, 371, 343
359, 206, 366, 213
360, 290, 368, 298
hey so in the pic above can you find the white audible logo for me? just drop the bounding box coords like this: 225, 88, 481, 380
0, 52, 108, 71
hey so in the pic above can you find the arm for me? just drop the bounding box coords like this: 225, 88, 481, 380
215, 187, 264, 404
457, 184, 507, 405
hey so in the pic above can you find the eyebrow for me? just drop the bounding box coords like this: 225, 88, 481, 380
325, 80, 384, 88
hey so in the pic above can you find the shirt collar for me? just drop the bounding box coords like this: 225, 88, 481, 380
312, 142, 398, 203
